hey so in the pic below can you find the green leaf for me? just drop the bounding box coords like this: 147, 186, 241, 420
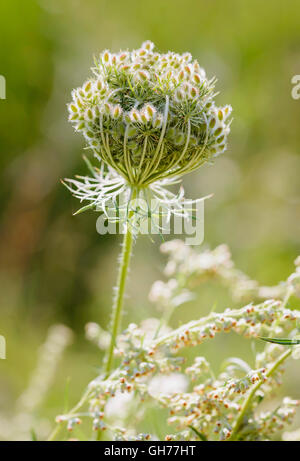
30, 428, 38, 441
259, 337, 300, 346
73, 203, 96, 215
188, 425, 207, 441
64, 377, 71, 413
82, 155, 97, 177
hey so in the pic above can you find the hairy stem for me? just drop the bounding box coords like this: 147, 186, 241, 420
104, 190, 136, 378
228, 348, 292, 441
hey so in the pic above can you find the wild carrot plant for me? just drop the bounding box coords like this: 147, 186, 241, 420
47, 42, 300, 441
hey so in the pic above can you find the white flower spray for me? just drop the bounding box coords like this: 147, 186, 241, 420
48, 244, 300, 441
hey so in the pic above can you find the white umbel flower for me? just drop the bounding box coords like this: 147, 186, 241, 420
65, 41, 232, 231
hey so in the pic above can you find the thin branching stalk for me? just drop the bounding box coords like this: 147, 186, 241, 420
48, 388, 92, 441
228, 348, 292, 441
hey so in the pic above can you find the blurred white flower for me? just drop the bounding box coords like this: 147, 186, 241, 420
148, 373, 188, 398
105, 391, 134, 420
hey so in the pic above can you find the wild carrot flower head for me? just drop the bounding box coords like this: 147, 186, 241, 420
66, 42, 232, 228
68, 40, 231, 186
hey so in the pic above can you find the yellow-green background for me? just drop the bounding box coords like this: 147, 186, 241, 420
0, 0, 299, 440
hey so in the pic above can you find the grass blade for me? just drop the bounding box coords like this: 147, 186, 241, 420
260, 337, 300, 345
188, 425, 207, 441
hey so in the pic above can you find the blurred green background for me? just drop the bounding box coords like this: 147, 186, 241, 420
0, 0, 299, 440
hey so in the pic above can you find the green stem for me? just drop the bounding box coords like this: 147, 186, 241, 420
228, 348, 292, 441
104, 190, 136, 378
47, 388, 92, 441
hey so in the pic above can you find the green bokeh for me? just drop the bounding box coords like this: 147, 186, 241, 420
0, 0, 299, 440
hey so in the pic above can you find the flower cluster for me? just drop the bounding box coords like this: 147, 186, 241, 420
152, 300, 299, 354
150, 240, 293, 305
254, 398, 300, 439
288, 256, 300, 298
48, 241, 300, 441
68, 41, 232, 187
